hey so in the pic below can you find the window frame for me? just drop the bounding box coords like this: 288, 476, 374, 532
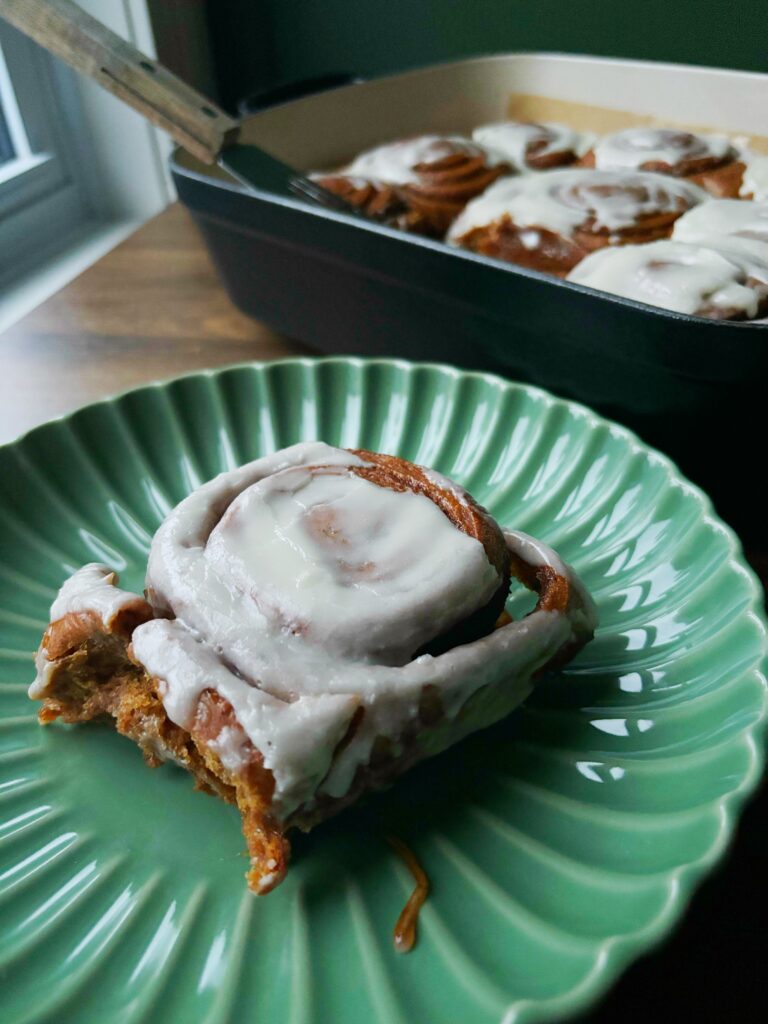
0, 23, 100, 287
0, 0, 173, 306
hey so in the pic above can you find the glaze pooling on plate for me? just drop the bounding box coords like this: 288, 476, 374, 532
1, 359, 766, 1024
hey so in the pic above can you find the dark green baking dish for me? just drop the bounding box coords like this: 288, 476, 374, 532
170, 54, 768, 538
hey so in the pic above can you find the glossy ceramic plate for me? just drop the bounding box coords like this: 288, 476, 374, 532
1, 359, 765, 1024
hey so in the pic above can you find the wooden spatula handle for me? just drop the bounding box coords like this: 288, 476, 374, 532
0, 0, 240, 162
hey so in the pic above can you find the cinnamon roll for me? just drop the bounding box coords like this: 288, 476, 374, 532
313, 135, 509, 236
472, 121, 594, 171
447, 169, 706, 275
580, 128, 744, 198
567, 238, 768, 320
30, 442, 596, 894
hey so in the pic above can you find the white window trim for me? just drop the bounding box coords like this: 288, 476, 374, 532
0, 0, 174, 332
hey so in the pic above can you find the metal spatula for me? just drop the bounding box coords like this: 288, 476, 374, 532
0, 0, 362, 216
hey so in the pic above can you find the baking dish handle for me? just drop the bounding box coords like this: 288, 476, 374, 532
238, 73, 365, 116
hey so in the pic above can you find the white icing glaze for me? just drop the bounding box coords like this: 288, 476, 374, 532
568, 239, 768, 317
340, 134, 504, 185
32, 442, 597, 821
691, 235, 768, 265
131, 618, 360, 813
205, 465, 498, 665
673, 199, 768, 244
740, 156, 768, 201
472, 121, 594, 170
29, 564, 146, 700
30, 648, 56, 701
49, 563, 143, 627
131, 582, 577, 813
593, 128, 735, 172
447, 169, 706, 241
207, 725, 251, 773
144, 442, 499, 673
135, 523, 591, 815
420, 465, 474, 506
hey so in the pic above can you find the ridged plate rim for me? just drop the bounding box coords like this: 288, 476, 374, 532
1, 356, 766, 1024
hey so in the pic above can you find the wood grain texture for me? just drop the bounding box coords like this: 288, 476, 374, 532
0, 0, 239, 162
0, 204, 307, 444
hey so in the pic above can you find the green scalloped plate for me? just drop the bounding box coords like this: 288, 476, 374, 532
1, 358, 766, 1024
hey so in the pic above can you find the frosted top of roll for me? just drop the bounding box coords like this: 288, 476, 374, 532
673, 199, 768, 244
203, 454, 499, 664
593, 128, 736, 172
472, 121, 594, 170
567, 239, 768, 318
341, 134, 504, 185
448, 169, 706, 240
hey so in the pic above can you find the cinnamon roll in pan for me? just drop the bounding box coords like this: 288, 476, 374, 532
567, 239, 768, 320
579, 128, 744, 198
472, 121, 595, 171
30, 442, 596, 895
448, 169, 706, 276
313, 135, 509, 236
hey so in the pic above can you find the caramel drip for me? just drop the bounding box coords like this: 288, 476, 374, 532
387, 835, 430, 953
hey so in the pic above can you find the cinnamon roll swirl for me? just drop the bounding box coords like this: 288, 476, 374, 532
313, 135, 509, 236
30, 442, 596, 894
580, 128, 744, 198
448, 169, 706, 275
473, 121, 594, 171
567, 238, 768, 320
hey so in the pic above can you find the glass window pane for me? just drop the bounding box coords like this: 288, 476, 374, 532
0, 99, 15, 166
1, 39, 27, 169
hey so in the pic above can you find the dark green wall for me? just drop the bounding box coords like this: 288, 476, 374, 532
208, 0, 767, 111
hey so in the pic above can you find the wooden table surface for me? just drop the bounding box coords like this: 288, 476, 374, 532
1, 203, 765, 1023
0, 204, 307, 445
